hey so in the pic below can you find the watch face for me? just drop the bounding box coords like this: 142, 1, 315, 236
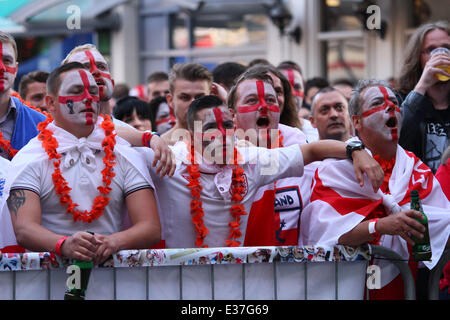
348, 141, 362, 148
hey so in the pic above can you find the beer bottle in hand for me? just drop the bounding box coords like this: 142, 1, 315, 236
410, 190, 432, 261
64, 231, 95, 300
64, 259, 94, 300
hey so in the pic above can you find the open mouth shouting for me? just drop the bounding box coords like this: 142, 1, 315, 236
385, 116, 397, 128
256, 115, 271, 128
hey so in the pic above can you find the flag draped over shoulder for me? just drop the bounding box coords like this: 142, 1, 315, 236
299, 145, 450, 287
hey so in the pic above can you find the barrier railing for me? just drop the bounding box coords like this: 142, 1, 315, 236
369, 245, 416, 300
0, 245, 416, 300
428, 249, 450, 300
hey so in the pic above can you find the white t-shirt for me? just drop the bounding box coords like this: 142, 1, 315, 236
0, 157, 17, 250
149, 142, 304, 248
300, 119, 319, 143
278, 123, 307, 146
10, 123, 152, 236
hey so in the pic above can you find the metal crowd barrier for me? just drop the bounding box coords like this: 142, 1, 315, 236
428, 249, 450, 300
0, 245, 416, 300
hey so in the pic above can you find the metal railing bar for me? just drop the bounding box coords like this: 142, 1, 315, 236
47, 269, 51, 300
370, 245, 416, 300
146, 266, 149, 300
335, 261, 339, 300
211, 264, 215, 300
12, 272, 16, 300
113, 268, 117, 300
304, 261, 308, 300
273, 262, 278, 300
428, 249, 450, 300
366, 260, 370, 300
179, 265, 183, 300
242, 264, 246, 300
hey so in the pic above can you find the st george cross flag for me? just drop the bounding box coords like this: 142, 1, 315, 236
299, 145, 450, 288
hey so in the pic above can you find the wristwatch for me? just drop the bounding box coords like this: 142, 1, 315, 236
346, 140, 365, 160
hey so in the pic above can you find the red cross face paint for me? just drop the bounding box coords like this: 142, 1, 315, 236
283, 69, 304, 99
194, 106, 235, 165
282, 69, 305, 112
155, 101, 176, 134
57, 69, 100, 126
235, 80, 280, 130
0, 42, 18, 93
360, 86, 401, 142
66, 49, 114, 101
235, 79, 280, 147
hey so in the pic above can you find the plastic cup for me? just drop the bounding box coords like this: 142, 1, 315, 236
431, 47, 450, 82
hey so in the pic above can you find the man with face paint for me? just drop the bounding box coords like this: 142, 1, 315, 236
62, 44, 175, 178
148, 96, 176, 135
6, 63, 161, 279
0, 32, 46, 161
299, 79, 450, 300
228, 71, 381, 246
153, 94, 383, 249
277, 65, 319, 142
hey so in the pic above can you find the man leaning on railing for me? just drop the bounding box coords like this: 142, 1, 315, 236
5, 62, 161, 265
299, 80, 450, 300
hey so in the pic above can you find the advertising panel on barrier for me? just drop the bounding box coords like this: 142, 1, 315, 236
0, 245, 371, 300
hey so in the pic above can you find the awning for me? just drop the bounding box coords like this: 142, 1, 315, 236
0, 0, 127, 35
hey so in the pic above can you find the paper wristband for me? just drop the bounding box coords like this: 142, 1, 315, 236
55, 236, 69, 256
368, 218, 380, 237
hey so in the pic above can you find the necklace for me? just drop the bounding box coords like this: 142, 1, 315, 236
186, 141, 247, 247
37, 114, 117, 223
0, 93, 49, 159
0, 130, 17, 159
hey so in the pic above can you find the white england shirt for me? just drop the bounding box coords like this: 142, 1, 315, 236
147, 142, 305, 248
9, 120, 153, 236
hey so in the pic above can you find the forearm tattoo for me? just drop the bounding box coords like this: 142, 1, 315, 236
7, 189, 26, 217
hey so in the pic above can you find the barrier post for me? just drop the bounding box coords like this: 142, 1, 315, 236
428, 249, 450, 300
369, 245, 416, 300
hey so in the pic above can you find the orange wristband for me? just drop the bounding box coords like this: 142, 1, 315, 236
55, 236, 69, 256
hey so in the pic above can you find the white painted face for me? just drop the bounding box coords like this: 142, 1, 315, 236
280, 69, 305, 111
235, 79, 280, 131
360, 86, 401, 142
0, 42, 17, 93
234, 79, 280, 147
57, 69, 100, 126
193, 106, 235, 165
66, 49, 114, 101
155, 102, 176, 134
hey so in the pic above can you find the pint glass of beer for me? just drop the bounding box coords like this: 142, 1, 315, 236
431, 47, 450, 82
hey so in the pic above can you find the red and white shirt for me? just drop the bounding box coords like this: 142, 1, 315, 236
146, 140, 305, 249
244, 123, 312, 246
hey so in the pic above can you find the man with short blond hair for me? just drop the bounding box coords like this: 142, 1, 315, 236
161, 62, 213, 145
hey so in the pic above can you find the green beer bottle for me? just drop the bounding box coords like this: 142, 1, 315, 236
64, 259, 94, 300
64, 231, 94, 300
410, 190, 432, 261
